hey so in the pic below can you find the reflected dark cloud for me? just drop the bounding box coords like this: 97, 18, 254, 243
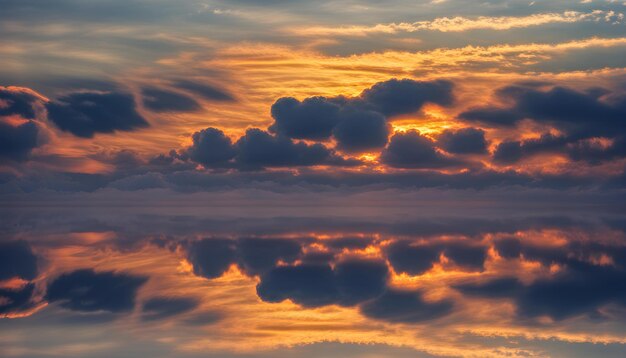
46, 91, 148, 138
187, 238, 237, 279
257, 263, 339, 307
0, 87, 39, 119
386, 241, 440, 275
236, 237, 302, 275
256, 259, 388, 308
0, 240, 38, 281
0, 284, 35, 315
142, 297, 199, 321
46, 269, 147, 312
360, 289, 453, 323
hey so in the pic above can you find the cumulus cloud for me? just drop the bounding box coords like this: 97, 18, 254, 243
235, 129, 355, 169
381, 130, 462, 169
270, 96, 342, 140
269, 79, 453, 153
46, 91, 148, 138
437, 128, 488, 154
184, 127, 237, 167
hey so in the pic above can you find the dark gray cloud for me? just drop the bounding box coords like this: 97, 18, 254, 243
45, 269, 147, 312
141, 87, 200, 112
184, 127, 237, 167
332, 108, 390, 153
46, 91, 148, 138
360, 289, 453, 323
437, 128, 488, 154
268, 79, 453, 152
173, 80, 234, 102
358, 79, 453, 117
461, 84, 626, 164
381, 130, 462, 169
235, 129, 355, 169
270, 96, 342, 140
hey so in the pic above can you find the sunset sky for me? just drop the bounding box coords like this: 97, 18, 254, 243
2, 1, 626, 357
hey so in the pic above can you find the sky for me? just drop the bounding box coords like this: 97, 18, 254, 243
2, 0, 626, 357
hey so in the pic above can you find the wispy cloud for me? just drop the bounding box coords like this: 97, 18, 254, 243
290, 10, 625, 36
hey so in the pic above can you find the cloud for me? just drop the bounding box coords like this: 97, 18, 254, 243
141, 87, 200, 112
333, 259, 389, 306
360, 289, 453, 323
268, 79, 453, 152
291, 11, 620, 36
437, 128, 488, 154
256, 263, 338, 307
172, 80, 234, 102
46, 91, 148, 138
235, 129, 353, 169
256, 259, 389, 307
457, 244, 626, 320
141, 297, 199, 321
358, 79, 453, 117
493, 133, 569, 164
443, 243, 487, 271
462, 85, 626, 137
386, 241, 440, 275
0, 240, 38, 281
0, 86, 41, 119
454, 277, 523, 299
381, 130, 462, 169
236, 238, 302, 276
0, 284, 35, 315
332, 108, 390, 153
458, 108, 522, 127
184, 127, 237, 167
0, 121, 40, 162
45, 269, 147, 312
387, 240, 487, 274
186, 238, 237, 279
270, 96, 342, 140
